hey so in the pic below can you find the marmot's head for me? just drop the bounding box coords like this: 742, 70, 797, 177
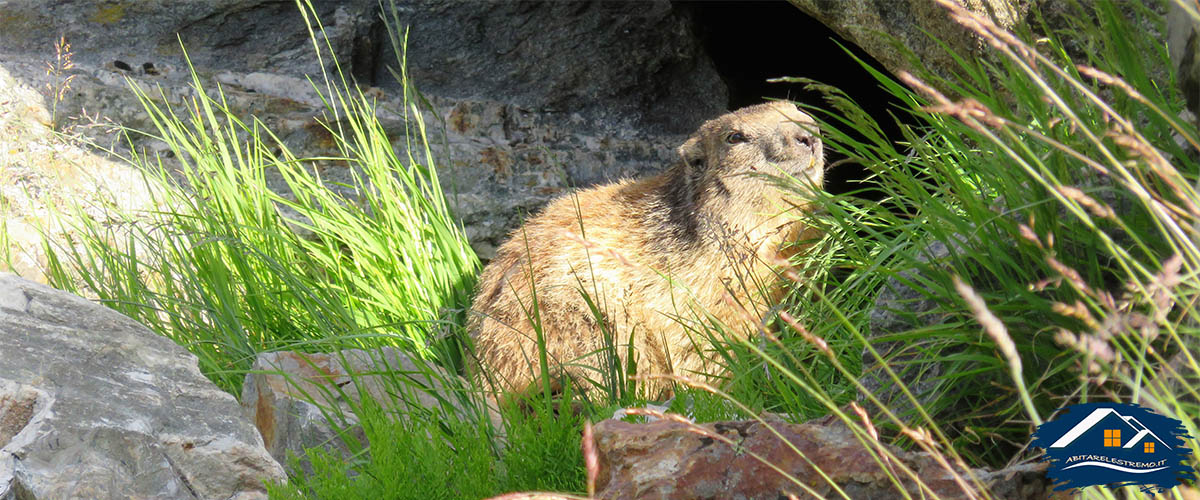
672, 101, 825, 220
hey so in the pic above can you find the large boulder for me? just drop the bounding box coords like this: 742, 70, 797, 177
0, 273, 285, 499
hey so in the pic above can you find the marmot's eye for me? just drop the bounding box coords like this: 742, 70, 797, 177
725, 132, 747, 144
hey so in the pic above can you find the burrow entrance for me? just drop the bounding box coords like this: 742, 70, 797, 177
682, 0, 912, 198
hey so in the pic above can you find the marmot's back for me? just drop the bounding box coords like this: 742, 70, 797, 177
469, 101, 825, 399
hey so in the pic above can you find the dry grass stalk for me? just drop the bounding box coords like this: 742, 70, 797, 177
953, 275, 1044, 428
778, 310, 832, 358
1054, 186, 1116, 220
1045, 256, 1096, 298
1051, 300, 1101, 331
43, 35, 77, 130
953, 276, 1021, 372
1054, 330, 1118, 367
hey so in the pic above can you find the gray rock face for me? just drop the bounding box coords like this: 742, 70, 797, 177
0, 0, 726, 136
385, 0, 727, 135
0, 0, 379, 79
0, 274, 285, 499
0, 0, 726, 264
428, 97, 680, 258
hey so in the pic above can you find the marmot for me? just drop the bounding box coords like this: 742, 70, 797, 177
468, 101, 825, 400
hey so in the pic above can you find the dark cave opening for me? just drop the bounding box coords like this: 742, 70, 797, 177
681, 0, 913, 199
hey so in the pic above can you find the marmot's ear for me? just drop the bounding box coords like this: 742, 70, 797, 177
677, 137, 704, 170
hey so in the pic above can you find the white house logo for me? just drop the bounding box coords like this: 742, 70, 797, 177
1032, 403, 1195, 493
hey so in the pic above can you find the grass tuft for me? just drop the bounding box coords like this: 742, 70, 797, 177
40, 1, 478, 393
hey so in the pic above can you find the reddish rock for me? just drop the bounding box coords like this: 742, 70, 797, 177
592, 416, 1053, 500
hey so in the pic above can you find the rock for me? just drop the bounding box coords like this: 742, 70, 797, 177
3, 0, 726, 134
240, 347, 486, 474
0, 62, 157, 283
0, 0, 726, 265
861, 240, 956, 417
0, 0, 378, 79
426, 97, 680, 259
592, 415, 1053, 500
381, 0, 726, 135
788, 0, 1032, 82
1168, 0, 1200, 122
0, 273, 285, 499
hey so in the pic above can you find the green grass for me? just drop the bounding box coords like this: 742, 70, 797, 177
26, 0, 1200, 498
720, 0, 1200, 492
268, 398, 586, 500
40, 2, 478, 393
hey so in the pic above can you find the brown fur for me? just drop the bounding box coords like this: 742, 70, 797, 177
468, 101, 825, 399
